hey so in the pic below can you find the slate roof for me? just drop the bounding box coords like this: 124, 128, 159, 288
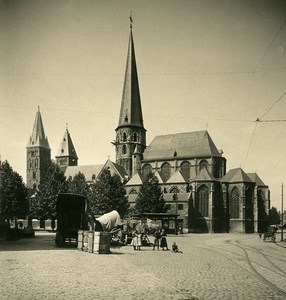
117, 28, 145, 130
220, 168, 253, 183
100, 159, 129, 180
55, 129, 78, 159
166, 170, 187, 184
64, 165, 103, 182
126, 172, 144, 186
190, 167, 217, 182
247, 173, 267, 187
142, 130, 221, 161
27, 109, 50, 149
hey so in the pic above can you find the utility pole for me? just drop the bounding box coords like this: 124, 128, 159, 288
281, 183, 284, 242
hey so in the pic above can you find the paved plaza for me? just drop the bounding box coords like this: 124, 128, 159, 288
0, 232, 285, 300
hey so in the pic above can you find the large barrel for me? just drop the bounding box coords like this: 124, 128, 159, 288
93, 232, 111, 254
83, 230, 89, 252
77, 230, 84, 251
87, 231, 94, 253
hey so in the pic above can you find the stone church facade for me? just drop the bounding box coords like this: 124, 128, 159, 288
26, 22, 270, 233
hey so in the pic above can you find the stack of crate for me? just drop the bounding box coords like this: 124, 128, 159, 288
77, 230, 111, 254
93, 231, 111, 254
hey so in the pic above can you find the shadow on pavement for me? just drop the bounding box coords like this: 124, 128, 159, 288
0, 232, 77, 251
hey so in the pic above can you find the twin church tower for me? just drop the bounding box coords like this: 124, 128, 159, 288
26, 23, 146, 191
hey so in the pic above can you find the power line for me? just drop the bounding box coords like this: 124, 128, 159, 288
258, 90, 286, 121
254, 19, 286, 73
243, 121, 258, 168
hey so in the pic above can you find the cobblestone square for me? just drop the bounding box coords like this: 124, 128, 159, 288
0, 232, 285, 300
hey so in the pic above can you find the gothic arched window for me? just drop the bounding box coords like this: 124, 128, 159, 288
170, 187, 179, 194
161, 162, 171, 182
180, 161, 190, 180
129, 189, 138, 195
230, 187, 240, 219
199, 160, 208, 171
132, 132, 138, 142
122, 132, 127, 142
142, 164, 152, 178
197, 185, 209, 217
122, 145, 127, 154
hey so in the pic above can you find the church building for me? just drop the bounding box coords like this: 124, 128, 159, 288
26, 21, 270, 234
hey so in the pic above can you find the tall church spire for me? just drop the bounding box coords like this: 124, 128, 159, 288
117, 18, 145, 130
55, 127, 78, 169
26, 108, 51, 191
27, 107, 50, 149
114, 18, 146, 179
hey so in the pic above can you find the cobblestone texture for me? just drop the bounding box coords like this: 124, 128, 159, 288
0, 233, 285, 299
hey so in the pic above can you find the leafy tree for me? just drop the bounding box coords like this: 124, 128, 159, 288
89, 168, 128, 216
29, 161, 67, 220
269, 206, 280, 225
67, 172, 89, 197
135, 172, 166, 214
0, 160, 28, 225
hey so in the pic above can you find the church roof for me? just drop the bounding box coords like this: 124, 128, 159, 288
142, 130, 221, 161
99, 159, 129, 181
220, 168, 253, 183
247, 173, 267, 187
27, 108, 50, 149
116, 28, 145, 130
190, 167, 217, 182
126, 172, 144, 186
166, 170, 187, 184
55, 128, 78, 159
65, 165, 103, 182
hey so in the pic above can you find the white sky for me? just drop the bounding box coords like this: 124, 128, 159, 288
1, 0, 286, 209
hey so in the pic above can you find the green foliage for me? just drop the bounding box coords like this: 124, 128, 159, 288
135, 173, 166, 214
66, 172, 89, 197
269, 206, 281, 225
0, 160, 28, 222
89, 168, 128, 216
30, 161, 67, 220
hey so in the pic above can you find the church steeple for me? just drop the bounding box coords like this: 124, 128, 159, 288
55, 125, 78, 169
114, 17, 146, 179
27, 106, 50, 149
26, 107, 51, 191
117, 19, 145, 130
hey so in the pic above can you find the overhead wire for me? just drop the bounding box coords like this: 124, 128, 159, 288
242, 17, 286, 167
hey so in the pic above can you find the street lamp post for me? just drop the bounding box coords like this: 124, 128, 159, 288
281, 183, 284, 242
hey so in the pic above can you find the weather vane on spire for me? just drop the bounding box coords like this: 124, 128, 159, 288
129, 11, 133, 29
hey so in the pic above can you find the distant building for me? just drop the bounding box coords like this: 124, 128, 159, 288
26, 22, 270, 233
26, 107, 51, 194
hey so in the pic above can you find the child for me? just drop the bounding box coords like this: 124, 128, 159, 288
171, 242, 182, 253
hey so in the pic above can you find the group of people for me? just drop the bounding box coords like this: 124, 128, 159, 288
130, 228, 182, 253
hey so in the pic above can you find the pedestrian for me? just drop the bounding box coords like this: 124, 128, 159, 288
171, 242, 182, 253
137, 231, 142, 250
153, 228, 161, 250
131, 230, 138, 250
160, 229, 169, 251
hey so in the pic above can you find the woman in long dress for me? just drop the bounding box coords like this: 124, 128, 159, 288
160, 229, 169, 251
131, 230, 138, 250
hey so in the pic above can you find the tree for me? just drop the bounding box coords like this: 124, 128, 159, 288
0, 160, 28, 225
67, 172, 89, 197
135, 172, 166, 214
269, 206, 280, 225
29, 161, 67, 221
89, 168, 128, 216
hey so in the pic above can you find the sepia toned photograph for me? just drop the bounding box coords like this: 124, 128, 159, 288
0, 0, 286, 299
